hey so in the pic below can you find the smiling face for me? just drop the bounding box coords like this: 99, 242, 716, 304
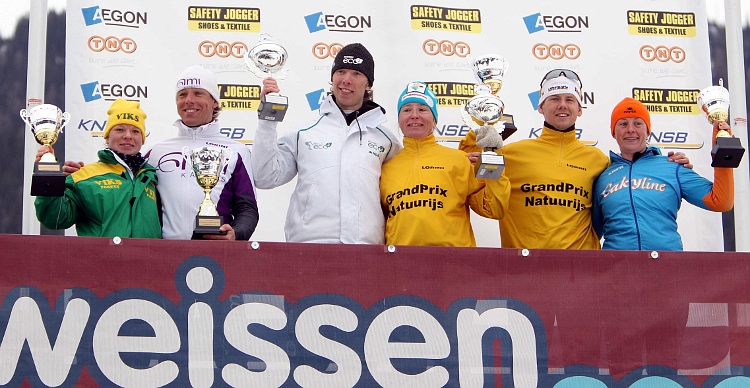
176, 88, 217, 127
399, 102, 435, 139
538, 93, 582, 130
331, 68, 369, 111
614, 117, 649, 160
106, 124, 143, 155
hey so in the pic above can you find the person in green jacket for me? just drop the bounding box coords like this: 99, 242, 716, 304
34, 99, 161, 238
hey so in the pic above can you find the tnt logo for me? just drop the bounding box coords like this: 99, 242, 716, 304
305, 12, 326, 33
81, 81, 102, 102
523, 13, 545, 33
306, 89, 326, 111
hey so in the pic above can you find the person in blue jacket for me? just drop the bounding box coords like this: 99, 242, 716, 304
592, 97, 735, 251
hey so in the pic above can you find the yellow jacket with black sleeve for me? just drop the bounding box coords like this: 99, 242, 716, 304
381, 134, 509, 247
460, 126, 609, 249
34, 149, 161, 238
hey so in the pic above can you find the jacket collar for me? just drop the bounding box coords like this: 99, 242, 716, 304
319, 95, 387, 130
173, 119, 221, 138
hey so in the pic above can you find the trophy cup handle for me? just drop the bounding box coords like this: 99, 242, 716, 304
19, 109, 31, 126
59, 112, 71, 131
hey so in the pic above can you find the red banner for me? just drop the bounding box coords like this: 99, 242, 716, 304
2, 234, 749, 387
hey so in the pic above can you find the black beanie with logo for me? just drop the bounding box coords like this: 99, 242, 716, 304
330, 43, 375, 86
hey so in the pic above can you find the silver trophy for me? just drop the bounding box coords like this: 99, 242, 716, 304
245, 34, 289, 121
697, 79, 744, 168
462, 54, 512, 179
182, 146, 233, 239
20, 104, 71, 196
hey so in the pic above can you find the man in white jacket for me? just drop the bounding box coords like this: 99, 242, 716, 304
253, 43, 401, 244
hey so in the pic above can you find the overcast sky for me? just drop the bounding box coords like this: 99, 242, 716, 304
1, 0, 748, 39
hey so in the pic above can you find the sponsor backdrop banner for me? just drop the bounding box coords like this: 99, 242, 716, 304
64, 1, 718, 249
1, 235, 750, 387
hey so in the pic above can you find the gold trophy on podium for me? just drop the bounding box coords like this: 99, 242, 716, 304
697, 79, 745, 168
20, 104, 70, 196
183, 146, 232, 239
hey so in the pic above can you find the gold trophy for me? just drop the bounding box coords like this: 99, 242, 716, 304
461, 54, 512, 179
697, 79, 745, 168
183, 146, 232, 239
245, 34, 289, 121
20, 104, 70, 196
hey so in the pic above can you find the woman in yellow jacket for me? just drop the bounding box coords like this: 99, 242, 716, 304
380, 81, 509, 246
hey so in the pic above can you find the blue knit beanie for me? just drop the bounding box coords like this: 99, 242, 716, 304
397, 81, 439, 122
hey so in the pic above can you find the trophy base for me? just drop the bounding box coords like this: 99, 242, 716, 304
31, 162, 66, 197
258, 94, 288, 122
711, 137, 745, 168
192, 215, 226, 240
476, 152, 505, 180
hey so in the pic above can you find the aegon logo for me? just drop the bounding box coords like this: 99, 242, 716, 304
87, 36, 136, 53
528, 89, 595, 110
199, 40, 247, 58
532, 43, 581, 60
81, 6, 147, 28
423, 39, 470, 57
304, 11, 372, 33
312, 42, 343, 59
80, 81, 148, 102
639, 45, 686, 63
523, 13, 590, 34
305, 89, 327, 111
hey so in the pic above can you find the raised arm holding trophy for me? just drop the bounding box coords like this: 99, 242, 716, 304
460, 54, 512, 179
697, 79, 745, 168
245, 34, 289, 122
20, 104, 70, 196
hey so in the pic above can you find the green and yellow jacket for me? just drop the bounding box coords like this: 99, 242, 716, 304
35, 149, 161, 238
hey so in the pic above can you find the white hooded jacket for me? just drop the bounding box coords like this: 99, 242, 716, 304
252, 95, 402, 244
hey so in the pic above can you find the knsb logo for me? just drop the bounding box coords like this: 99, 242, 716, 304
627, 10, 697, 37
187, 6, 261, 32
410, 5, 482, 34
639, 45, 686, 63
220, 127, 251, 144
304, 11, 372, 33
632, 87, 700, 115
81, 6, 147, 28
423, 39, 470, 58
434, 123, 471, 144
648, 131, 696, 148
527, 126, 589, 143
88, 36, 137, 54
78, 118, 107, 137
532, 43, 581, 60
198, 40, 248, 58
80, 81, 148, 103
218, 84, 260, 111
305, 89, 327, 111
312, 42, 343, 59
523, 13, 590, 34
